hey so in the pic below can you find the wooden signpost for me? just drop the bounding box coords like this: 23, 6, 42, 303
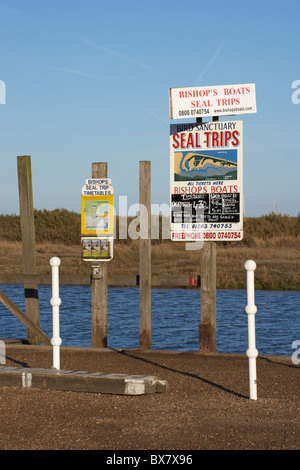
10, 85, 256, 355
81, 161, 152, 350
83, 162, 113, 348
169, 83, 256, 352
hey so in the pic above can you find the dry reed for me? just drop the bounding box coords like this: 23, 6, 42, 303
0, 210, 299, 290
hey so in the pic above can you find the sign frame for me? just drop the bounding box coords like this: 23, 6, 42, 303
81, 194, 114, 236
81, 178, 115, 262
170, 120, 243, 242
169, 83, 256, 119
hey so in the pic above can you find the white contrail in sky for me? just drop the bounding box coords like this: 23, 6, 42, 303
0, 5, 22, 14
150, 41, 224, 124
82, 37, 151, 70
47, 65, 111, 81
194, 39, 225, 85
149, 111, 169, 124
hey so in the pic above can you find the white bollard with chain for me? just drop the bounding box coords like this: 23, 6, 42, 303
50, 257, 62, 370
244, 260, 258, 400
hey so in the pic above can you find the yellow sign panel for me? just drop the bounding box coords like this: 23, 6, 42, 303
81, 194, 114, 236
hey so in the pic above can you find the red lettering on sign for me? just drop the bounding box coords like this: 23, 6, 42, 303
203, 131, 240, 148
173, 186, 208, 194
178, 88, 218, 99
217, 98, 241, 106
191, 100, 212, 108
211, 185, 238, 193
231, 131, 239, 146
173, 132, 202, 149
172, 134, 180, 148
224, 86, 251, 95
174, 130, 239, 149
186, 133, 194, 148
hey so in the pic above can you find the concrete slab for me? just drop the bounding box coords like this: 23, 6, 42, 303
0, 366, 167, 395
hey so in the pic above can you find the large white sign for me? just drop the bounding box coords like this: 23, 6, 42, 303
170, 120, 243, 241
169, 83, 256, 119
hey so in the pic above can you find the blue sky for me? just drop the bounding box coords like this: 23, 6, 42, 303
0, 0, 299, 217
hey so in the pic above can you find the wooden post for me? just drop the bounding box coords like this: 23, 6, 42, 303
91, 162, 108, 348
199, 241, 216, 351
139, 161, 151, 349
17, 156, 40, 345
197, 117, 217, 352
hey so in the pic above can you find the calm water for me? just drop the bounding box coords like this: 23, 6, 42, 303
0, 285, 299, 356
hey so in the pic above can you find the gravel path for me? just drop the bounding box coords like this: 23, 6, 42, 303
0, 344, 299, 451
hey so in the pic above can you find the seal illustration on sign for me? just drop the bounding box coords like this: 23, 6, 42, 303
174, 150, 237, 181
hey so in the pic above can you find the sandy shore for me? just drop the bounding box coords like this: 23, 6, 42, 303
0, 344, 299, 451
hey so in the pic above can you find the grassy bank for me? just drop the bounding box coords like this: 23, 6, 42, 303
0, 209, 299, 290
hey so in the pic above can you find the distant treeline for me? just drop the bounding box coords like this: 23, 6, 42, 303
0, 209, 299, 246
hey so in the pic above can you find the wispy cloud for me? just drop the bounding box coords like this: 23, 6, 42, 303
149, 111, 169, 125
0, 5, 22, 15
82, 37, 151, 70
47, 65, 111, 82
194, 39, 225, 86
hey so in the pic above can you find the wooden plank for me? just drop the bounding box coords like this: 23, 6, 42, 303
59, 275, 91, 285
108, 275, 137, 287
151, 275, 191, 288
17, 155, 40, 344
0, 366, 167, 395
139, 161, 151, 349
0, 289, 51, 345
0, 274, 200, 288
0, 274, 91, 285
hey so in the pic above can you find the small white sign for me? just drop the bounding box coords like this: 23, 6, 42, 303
85, 178, 111, 185
81, 183, 114, 196
169, 83, 256, 119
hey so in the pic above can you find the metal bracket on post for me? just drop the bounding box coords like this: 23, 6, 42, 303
92, 264, 103, 279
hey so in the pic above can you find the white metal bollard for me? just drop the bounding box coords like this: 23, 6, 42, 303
244, 260, 258, 400
50, 257, 62, 370
0, 340, 5, 365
